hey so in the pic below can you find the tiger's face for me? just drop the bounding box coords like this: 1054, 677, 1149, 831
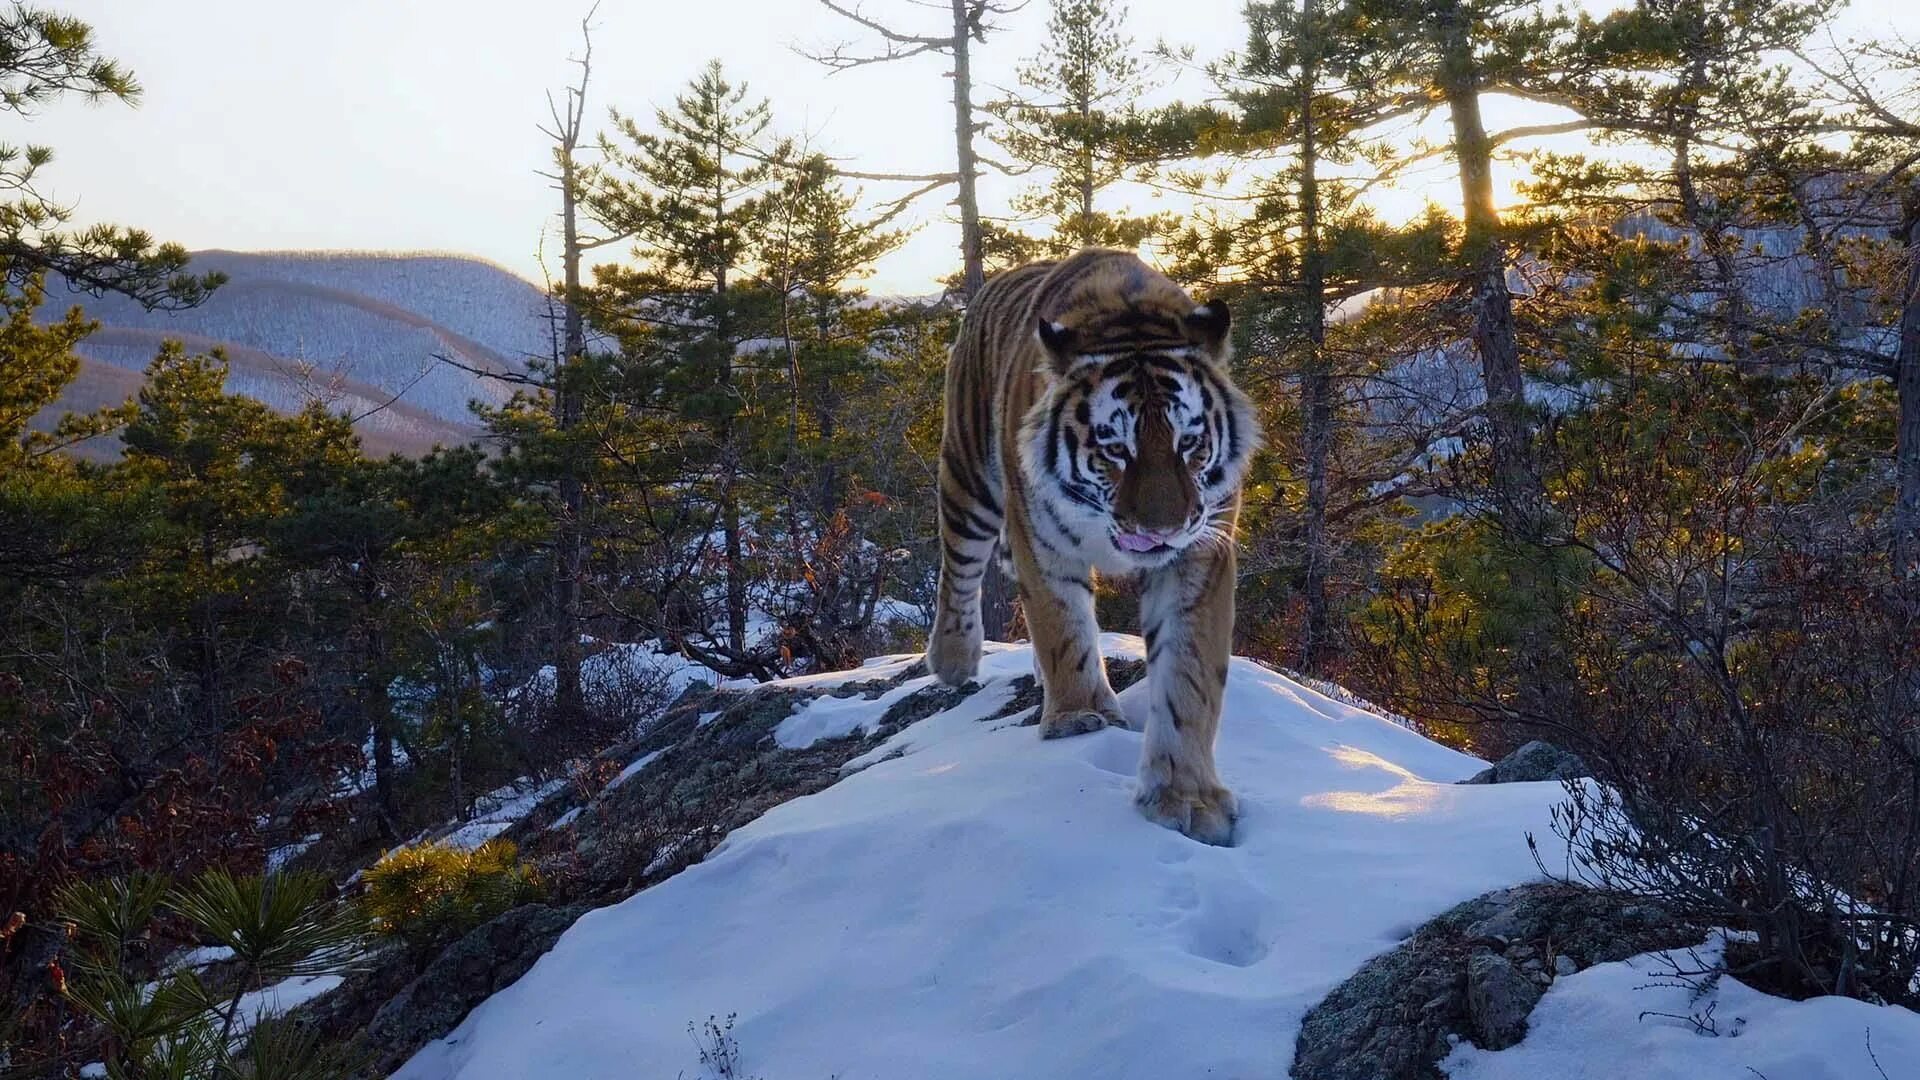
1020, 302, 1259, 569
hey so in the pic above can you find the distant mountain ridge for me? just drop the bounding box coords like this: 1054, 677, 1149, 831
44, 250, 554, 457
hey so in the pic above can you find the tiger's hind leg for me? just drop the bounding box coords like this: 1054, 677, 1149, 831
926, 457, 1003, 686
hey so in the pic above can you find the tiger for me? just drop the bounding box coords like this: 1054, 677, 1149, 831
925, 248, 1260, 846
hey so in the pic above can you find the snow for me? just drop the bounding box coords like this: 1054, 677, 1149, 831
266, 834, 320, 872
337, 735, 412, 798
440, 777, 567, 850
547, 807, 583, 832
440, 820, 515, 851
871, 596, 929, 629
606, 749, 665, 790
1443, 936, 1920, 1080
232, 973, 345, 1031
514, 637, 723, 720
396, 637, 1570, 1080
773, 671, 937, 749
469, 777, 568, 822
764, 651, 924, 691
165, 944, 236, 972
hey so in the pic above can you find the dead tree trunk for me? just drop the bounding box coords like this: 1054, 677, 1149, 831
543, 11, 597, 722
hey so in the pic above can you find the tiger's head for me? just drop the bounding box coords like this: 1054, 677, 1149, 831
1019, 291, 1260, 568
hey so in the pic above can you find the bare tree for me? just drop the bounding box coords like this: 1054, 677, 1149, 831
806, 1, 1022, 299
534, 5, 605, 721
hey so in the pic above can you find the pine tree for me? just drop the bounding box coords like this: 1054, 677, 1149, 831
1155, 0, 1455, 672
0, 272, 104, 459
1726, 26, 1920, 578
119, 347, 286, 727
986, 0, 1171, 257
1212, 0, 1395, 672
753, 156, 910, 666
271, 446, 502, 837
587, 60, 780, 668
1521, 0, 1837, 366
754, 154, 903, 496
1331, 0, 1602, 516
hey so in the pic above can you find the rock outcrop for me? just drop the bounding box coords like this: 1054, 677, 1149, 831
1459, 740, 1590, 785
1291, 884, 1698, 1080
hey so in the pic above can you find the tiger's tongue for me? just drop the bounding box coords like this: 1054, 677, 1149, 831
1114, 532, 1163, 553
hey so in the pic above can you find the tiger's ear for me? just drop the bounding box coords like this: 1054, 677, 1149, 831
1186, 300, 1231, 352
1036, 316, 1078, 371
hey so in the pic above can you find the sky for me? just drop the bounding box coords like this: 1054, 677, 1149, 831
38, 0, 1920, 295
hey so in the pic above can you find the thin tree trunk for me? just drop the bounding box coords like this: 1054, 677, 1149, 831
1296, 0, 1333, 674
1437, 4, 1536, 514
952, 0, 985, 299
197, 529, 221, 729
1300, 362, 1333, 671
549, 29, 593, 722
553, 140, 587, 721
713, 137, 749, 657
1435, 2, 1564, 729
1671, 50, 1752, 367
363, 582, 398, 842
1077, 91, 1095, 244
1895, 190, 1920, 579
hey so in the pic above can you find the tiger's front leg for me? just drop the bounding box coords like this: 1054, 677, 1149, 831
1135, 519, 1239, 846
1006, 507, 1124, 740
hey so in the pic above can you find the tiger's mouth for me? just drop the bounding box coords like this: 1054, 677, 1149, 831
1113, 531, 1177, 555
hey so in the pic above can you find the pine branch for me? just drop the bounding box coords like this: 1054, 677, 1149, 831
1487, 118, 1594, 147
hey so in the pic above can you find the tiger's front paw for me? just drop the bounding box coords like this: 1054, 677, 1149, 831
1039, 707, 1123, 740
1135, 777, 1238, 847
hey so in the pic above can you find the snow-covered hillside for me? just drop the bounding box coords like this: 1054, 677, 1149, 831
49, 251, 551, 454
388, 635, 1920, 1080
390, 638, 1519, 1077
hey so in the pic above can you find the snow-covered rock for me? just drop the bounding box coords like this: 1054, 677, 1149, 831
1443, 936, 1920, 1080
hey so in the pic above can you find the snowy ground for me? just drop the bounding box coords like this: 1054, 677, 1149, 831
393, 637, 1920, 1079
